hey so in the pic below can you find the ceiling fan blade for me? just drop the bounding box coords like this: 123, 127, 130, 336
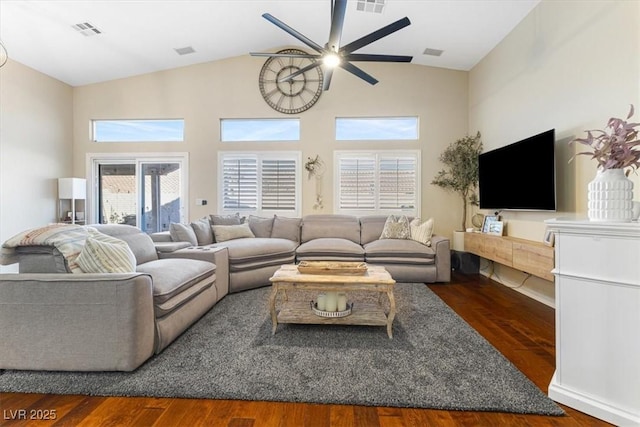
250, 52, 321, 59
345, 53, 413, 62
323, 68, 334, 91
341, 17, 411, 54
327, 0, 347, 52
262, 13, 324, 53
278, 61, 322, 83
339, 61, 378, 85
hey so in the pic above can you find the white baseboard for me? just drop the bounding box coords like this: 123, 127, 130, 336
549, 372, 640, 426
478, 269, 555, 308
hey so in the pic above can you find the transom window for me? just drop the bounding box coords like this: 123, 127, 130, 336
335, 117, 419, 141
92, 119, 184, 142
220, 119, 300, 142
219, 152, 301, 216
335, 150, 420, 216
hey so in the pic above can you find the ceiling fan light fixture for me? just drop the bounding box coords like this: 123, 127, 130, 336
323, 53, 341, 68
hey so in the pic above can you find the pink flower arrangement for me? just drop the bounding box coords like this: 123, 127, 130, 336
571, 104, 640, 174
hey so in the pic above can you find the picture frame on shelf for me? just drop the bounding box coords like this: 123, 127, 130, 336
543, 229, 555, 247
481, 215, 500, 233
487, 221, 504, 236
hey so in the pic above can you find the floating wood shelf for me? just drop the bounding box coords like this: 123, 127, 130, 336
464, 232, 554, 281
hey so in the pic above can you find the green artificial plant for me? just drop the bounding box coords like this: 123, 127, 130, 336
432, 132, 483, 231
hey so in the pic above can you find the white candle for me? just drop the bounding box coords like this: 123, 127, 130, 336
317, 293, 326, 311
337, 292, 347, 312
325, 292, 338, 312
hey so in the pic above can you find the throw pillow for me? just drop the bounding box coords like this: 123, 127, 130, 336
248, 215, 275, 238
212, 223, 255, 243
410, 217, 434, 246
169, 223, 198, 246
210, 213, 243, 226
190, 217, 214, 245
76, 232, 136, 273
271, 215, 302, 242
380, 215, 410, 239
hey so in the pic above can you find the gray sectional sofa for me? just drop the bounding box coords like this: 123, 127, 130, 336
153, 214, 451, 292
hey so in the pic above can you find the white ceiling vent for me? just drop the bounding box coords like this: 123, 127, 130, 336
174, 46, 196, 56
423, 48, 444, 57
356, 0, 385, 14
71, 22, 102, 37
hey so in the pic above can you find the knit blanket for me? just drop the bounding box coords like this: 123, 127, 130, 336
1, 224, 91, 272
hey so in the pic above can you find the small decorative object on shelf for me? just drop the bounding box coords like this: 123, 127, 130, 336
481, 215, 500, 233
486, 220, 504, 236
570, 104, 640, 222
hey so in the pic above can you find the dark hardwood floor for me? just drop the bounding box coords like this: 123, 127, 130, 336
0, 273, 611, 426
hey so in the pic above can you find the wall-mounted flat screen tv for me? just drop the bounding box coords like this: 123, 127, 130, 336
478, 129, 556, 211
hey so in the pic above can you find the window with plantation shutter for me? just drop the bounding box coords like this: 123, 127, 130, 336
335, 151, 420, 216
221, 157, 258, 211
219, 152, 301, 216
261, 159, 297, 211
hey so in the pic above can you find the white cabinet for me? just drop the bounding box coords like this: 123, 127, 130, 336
58, 178, 86, 225
545, 219, 640, 426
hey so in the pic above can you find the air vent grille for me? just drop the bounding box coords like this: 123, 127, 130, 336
71, 22, 102, 37
423, 48, 444, 57
356, 0, 384, 14
174, 46, 196, 56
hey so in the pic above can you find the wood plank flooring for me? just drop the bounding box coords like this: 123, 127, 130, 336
0, 273, 612, 426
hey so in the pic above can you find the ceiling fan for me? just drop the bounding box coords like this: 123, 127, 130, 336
250, 0, 413, 91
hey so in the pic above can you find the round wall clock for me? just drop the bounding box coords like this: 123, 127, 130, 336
258, 49, 323, 114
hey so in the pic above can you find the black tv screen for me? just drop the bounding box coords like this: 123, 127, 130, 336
478, 129, 556, 211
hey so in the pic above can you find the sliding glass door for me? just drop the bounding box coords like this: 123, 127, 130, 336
90, 154, 188, 233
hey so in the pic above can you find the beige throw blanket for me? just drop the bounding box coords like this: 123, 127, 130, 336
1, 224, 91, 272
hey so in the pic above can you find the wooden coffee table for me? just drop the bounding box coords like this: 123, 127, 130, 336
268, 264, 397, 338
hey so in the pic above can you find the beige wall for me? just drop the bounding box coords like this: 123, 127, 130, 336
468, 0, 640, 305
0, 60, 74, 272
72, 53, 469, 236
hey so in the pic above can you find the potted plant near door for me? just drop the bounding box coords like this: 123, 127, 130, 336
570, 104, 640, 222
432, 132, 483, 236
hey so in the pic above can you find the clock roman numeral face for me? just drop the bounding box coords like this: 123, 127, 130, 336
258, 49, 324, 114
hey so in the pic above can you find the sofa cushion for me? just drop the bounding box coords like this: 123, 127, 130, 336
93, 224, 158, 265
364, 239, 435, 264
271, 215, 301, 242
76, 233, 136, 273
380, 215, 411, 239
191, 217, 214, 245
296, 238, 365, 261
136, 258, 215, 306
210, 213, 243, 226
359, 215, 389, 245
153, 275, 215, 317
410, 217, 434, 247
301, 214, 360, 244
247, 215, 275, 238
212, 223, 255, 242
214, 238, 297, 264
169, 223, 198, 246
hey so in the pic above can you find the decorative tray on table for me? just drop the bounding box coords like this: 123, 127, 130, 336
297, 261, 368, 276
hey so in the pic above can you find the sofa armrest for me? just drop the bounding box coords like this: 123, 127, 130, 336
150, 231, 173, 242
431, 235, 451, 282
0, 273, 156, 371
158, 247, 229, 298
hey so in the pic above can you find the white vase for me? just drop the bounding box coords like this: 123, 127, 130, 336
588, 169, 634, 222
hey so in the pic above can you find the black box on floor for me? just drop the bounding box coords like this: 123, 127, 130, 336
451, 250, 480, 274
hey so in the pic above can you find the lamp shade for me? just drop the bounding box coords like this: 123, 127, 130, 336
58, 178, 86, 199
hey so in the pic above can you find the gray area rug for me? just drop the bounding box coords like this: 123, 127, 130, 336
0, 284, 563, 415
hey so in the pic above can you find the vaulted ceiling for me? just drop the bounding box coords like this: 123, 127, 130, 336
0, 0, 539, 87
